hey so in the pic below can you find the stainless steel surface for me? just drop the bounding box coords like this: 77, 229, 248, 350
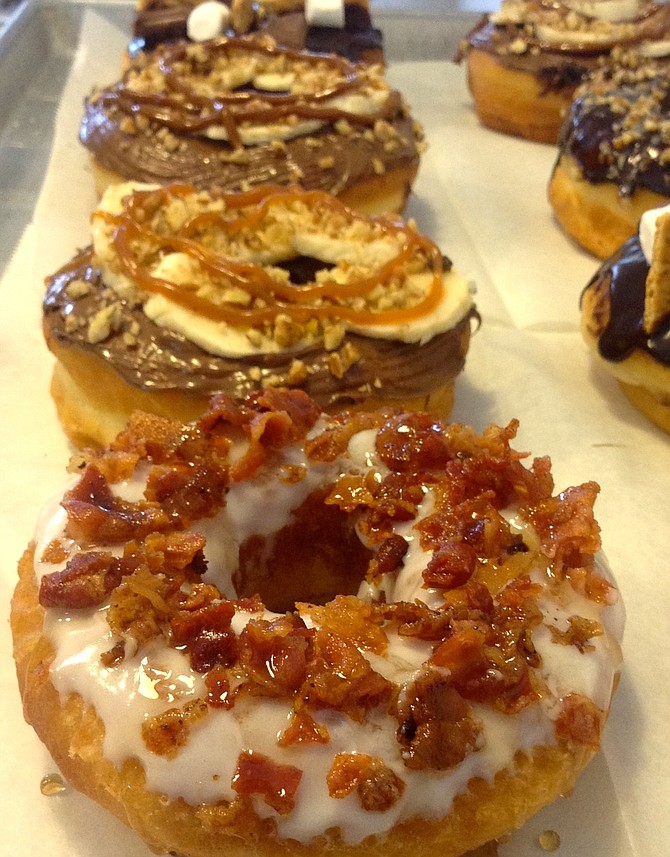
0, 0, 478, 279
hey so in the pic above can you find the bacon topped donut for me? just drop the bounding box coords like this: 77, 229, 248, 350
43, 182, 476, 447
549, 48, 670, 258
12, 389, 623, 857
80, 35, 422, 214
457, 0, 670, 143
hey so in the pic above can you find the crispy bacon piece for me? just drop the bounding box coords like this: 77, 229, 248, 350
231, 750, 302, 815
238, 615, 313, 697
305, 411, 385, 463
300, 629, 393, 722
171, 600, 238, 672
423, 541, 478, 589
555, 693, 603, 750
300, 595, 388, 655
549, 616, 603, 653
63, 466, 171, 543
201, 389, 321, 481
142, 699, 209, 758
145, 461, 228, 525
375, 413, 453, 473
396, 669, 481, 770
277, 708, 330, 747
522, 482, 601, 574
327, 753, 405, 811
366, 533, 409, 583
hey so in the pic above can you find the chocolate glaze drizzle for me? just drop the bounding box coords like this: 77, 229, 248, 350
584, 236, 670, 364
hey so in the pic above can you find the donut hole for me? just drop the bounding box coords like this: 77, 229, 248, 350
276, 256, 335, 285
233, 487, 373, 612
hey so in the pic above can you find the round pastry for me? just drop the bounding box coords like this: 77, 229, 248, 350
12, 389, 623, 857
43, 181, 477, 448
581, 202, 670, 432
458, 0, 670, 144
549, 49, 670, 259
130, 0, 384, 66
80, 35, 420, 214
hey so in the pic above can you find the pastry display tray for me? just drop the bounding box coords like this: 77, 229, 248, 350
0, 3, 668, 857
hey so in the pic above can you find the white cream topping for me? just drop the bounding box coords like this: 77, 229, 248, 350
639, 202, 670, 264
32, 429, 623, 845
187, 1, 233, 41
91, 182, 475, 356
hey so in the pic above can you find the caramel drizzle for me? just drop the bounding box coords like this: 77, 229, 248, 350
100, 184, 445, 330
109, 37, 389, 147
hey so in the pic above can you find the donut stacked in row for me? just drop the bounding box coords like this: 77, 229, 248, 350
11, 5, 627, 857
460, 0, 670, 433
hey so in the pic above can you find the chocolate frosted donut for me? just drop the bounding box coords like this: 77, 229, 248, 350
458, 0, 670, 144
131, 0, 384, 65
581, 203, 670, 432
549, 48, 670, 258
43, 182, 477, 447
80, 36, 422, 216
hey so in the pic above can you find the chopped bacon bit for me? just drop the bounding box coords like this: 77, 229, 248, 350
63, 466, 171, 543
375, 413, 453, 473
40, 537, 73, 564
396, 670, 481, 770
549, 616, 603, 653
327, 752, 373, 798
423, 541, 478, 589
301, 629, 393, 722
522, 482, 601, 575
555, 693, 603, 750
170, 601, 236, 646
305, 411, 385, 463
238, 615, 312, 697
357, 758, 406, 812
366, 534, 408, 583
204, 666, 233, 708
300, 595, 388, 655
39, 551, 123, 609
326, 753, 405, 811
231, 750, 302, 815
277, 708, 330, 747
145, 461, 228, 526
376, 600, 454, 641
430, 626, 488, 676
142, 698, 209, 758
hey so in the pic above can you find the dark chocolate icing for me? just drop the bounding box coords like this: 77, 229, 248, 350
583, 236, 670, 364
557, 68, 670, 198
44, 254, 477, 407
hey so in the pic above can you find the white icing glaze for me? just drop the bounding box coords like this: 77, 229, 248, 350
32, 425, 623, 845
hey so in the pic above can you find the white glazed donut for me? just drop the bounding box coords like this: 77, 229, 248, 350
12, 390, 624, 857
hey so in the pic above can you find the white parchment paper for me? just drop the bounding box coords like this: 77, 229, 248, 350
1, 9, 668, 857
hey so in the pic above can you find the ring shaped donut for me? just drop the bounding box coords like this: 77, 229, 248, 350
12, 389, 623, 857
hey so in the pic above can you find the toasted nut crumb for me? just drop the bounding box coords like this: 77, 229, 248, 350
65, 279, 92, 300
